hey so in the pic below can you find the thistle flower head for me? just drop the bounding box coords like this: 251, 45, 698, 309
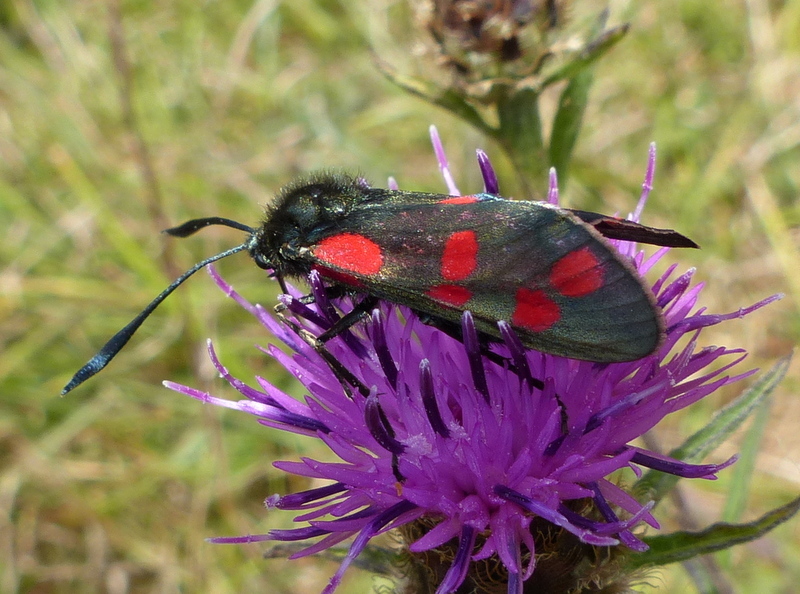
165, 128, 777, 593
402, 0, 626, 103
425, 0, 566, 65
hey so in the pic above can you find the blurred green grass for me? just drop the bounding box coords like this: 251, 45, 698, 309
1, 1, 798, 592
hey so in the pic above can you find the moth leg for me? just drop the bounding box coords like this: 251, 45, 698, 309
414, 313, 546, 391
316, 295, 379, 344
273, 284, 350, 312
416, 314, 572, 436
275, 295, 379, 398
274, 308, 371, 399
314, 342, 371, 399
274, 287, 372, 357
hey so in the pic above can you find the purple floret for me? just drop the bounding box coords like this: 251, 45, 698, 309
164, 130, 777, 594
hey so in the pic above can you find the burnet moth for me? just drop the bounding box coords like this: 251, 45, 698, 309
61, 172, 697, 395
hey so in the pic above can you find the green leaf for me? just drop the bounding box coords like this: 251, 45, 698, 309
539, 23, 629, 89
634, 353, 792, 503
722, 372, 776, 524
548, 68, 593, 188
372, 54, 492, 135
626, 495, 800, 570
496, 87, 546, 193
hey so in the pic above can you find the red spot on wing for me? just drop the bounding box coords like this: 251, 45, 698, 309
426, 284, 472, 307
312, 265, 365, 288
549, 247, 603, 297
512, 288, 560, 332
314, 233, 383, 276
441, 230, 479, 281
438, 195, 479, 204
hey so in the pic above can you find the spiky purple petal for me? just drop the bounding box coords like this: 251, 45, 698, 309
163, 130, 778, 593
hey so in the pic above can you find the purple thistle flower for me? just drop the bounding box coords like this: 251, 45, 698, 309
164, 129, 778, 594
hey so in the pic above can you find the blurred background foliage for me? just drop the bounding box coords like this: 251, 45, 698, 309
1, 0, 799, 592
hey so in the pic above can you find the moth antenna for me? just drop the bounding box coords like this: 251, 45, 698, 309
62, 241, 251, 395
164, 217, 255, 237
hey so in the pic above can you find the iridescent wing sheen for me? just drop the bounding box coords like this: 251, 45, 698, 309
305, 196, 662, 362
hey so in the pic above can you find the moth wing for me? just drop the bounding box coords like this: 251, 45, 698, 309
308, 199, 662, 362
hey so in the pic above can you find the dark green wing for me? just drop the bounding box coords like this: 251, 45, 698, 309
307, 197, 662, 362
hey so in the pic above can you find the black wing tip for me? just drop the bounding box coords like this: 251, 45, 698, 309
568, 210, 699, 249
652, 231, 699, 249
